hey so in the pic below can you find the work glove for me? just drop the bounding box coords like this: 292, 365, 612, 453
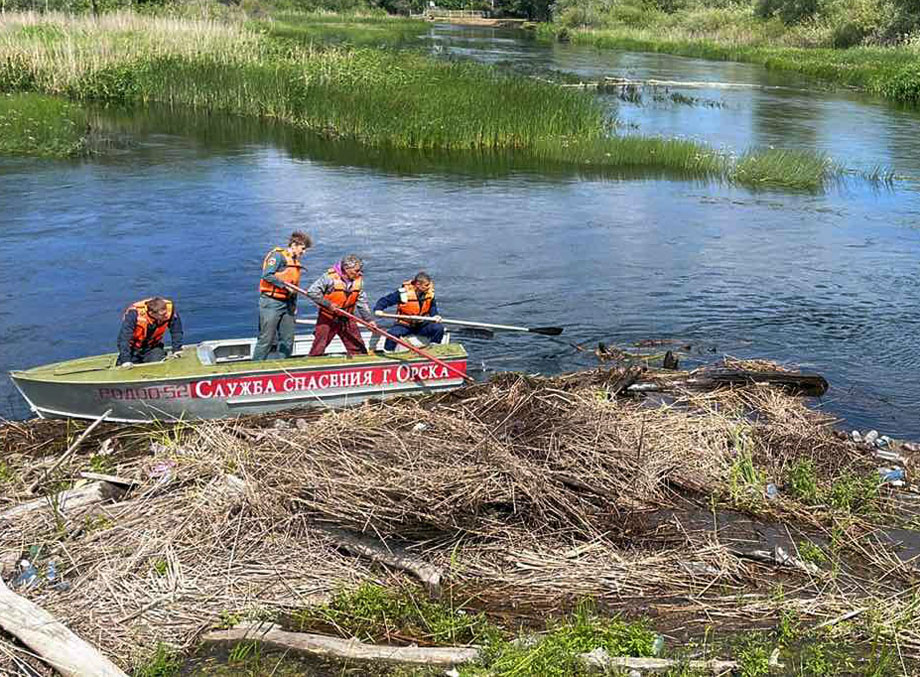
117, 362, 134, 370
166, 349, 183, 360
432, 315, 443, 323
374, 310, 385, 317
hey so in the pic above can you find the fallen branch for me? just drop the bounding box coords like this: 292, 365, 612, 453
202, 623, 478, 665
203, 626, 739, 674
78, 472, 138, 487
27, 408, 112, 494
581, 648, 738, 673
0, 576, 127, 677
321, 528, 443, 598
0, 481, 125, 522
813, 607, 868, 631
736, 546, 820, 576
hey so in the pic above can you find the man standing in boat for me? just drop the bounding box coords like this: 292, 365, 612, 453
306, 254, 378, 356
373, 272, 444, 351
117, 297, 183, 366
253, 231, 312, 361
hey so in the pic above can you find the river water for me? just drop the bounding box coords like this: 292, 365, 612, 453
1, 24, 919, 437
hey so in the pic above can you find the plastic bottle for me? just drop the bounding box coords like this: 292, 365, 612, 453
11, 560, 38, 589
879, 467, 906, 483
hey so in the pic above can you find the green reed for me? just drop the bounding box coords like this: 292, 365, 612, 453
732, 148, 836, 190
0, 11, 846, 187
0, 91, 87, 156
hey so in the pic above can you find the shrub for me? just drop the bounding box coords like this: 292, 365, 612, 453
832, 21, 867, 46
755, 0, 820, 25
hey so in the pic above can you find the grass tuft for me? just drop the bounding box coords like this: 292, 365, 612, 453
0, 92, 87, 156
292, 581, 495, 645
732, 148, 837, 190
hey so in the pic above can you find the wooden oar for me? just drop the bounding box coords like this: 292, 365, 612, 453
375, 311, 564, 336
286, 284, 474, 384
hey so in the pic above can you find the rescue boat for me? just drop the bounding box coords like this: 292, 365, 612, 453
9, 331, 467, 423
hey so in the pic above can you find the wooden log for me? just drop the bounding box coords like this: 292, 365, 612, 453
321, 528, 443, 599
78, 472, 138, 487
202, 623, 478, 666
0, 482, 124, 522
628, 369, 828, 397
203, 626, 739, 674
581, 648, 738, 673
0, 576, 127, 677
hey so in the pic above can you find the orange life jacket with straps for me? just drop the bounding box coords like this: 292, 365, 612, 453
396, 280, 435, 325
127, 299, 174, 352
321, 267, 363, 319
258, 247, 302, 300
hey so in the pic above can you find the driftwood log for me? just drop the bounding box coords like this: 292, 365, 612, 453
322, 528, 443, 598
0, 576, 127, 677
204, 625, 739, 674
628, 369, 828, 397
0, 481, 125, 522
202, 623, 478, 666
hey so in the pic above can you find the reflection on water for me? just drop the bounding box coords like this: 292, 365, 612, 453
1, 26, 919, 438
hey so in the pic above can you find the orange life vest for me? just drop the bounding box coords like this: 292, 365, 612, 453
321, 267, 363, 319
258, 247, 302, 300
396, 280, 435, 325
127, 299, 174, 352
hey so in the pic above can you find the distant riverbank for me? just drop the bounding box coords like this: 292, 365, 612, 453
536, 1, 920, 105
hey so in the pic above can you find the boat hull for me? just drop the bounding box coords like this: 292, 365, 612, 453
11, 350, 467, 423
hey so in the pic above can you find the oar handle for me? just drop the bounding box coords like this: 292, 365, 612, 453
286, 284, 474, 385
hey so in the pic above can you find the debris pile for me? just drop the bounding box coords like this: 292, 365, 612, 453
1, 365, 918, 673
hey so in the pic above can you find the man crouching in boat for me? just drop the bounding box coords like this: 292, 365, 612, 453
306, 254, 378, 356
117, 297, 183, 367
253, 231, 312, 361
373, 272, 444, 352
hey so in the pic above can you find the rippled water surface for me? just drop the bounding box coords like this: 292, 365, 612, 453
1, 25, 919, 436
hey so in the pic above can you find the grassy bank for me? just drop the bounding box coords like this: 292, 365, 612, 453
0, 11, 849, 189
0, 91, 88, 156
264, 10, 431, 47
539, 1, 920, 105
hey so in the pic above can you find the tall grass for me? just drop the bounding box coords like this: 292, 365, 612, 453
0, 91, 87, 156
265, 11, 430, 47
0, 11, 845, 188
0, 12, 604, 150
733, 148, 836, 189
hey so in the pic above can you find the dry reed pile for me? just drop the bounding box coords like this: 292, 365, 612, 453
0, 367, 916, 672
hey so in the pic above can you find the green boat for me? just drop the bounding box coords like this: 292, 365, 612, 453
10, 332, 468, 423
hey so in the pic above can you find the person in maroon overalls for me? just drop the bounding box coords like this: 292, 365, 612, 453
306, 255, 379, 356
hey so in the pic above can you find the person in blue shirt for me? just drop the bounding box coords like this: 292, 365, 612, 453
373, 272, 444, 351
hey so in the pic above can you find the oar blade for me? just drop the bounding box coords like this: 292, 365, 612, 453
528, 326, 564, 336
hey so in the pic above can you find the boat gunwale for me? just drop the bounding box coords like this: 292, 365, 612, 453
9, 346, 468, 386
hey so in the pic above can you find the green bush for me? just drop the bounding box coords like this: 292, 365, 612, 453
755, 0, 820, 25
831, 21, 867, 46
